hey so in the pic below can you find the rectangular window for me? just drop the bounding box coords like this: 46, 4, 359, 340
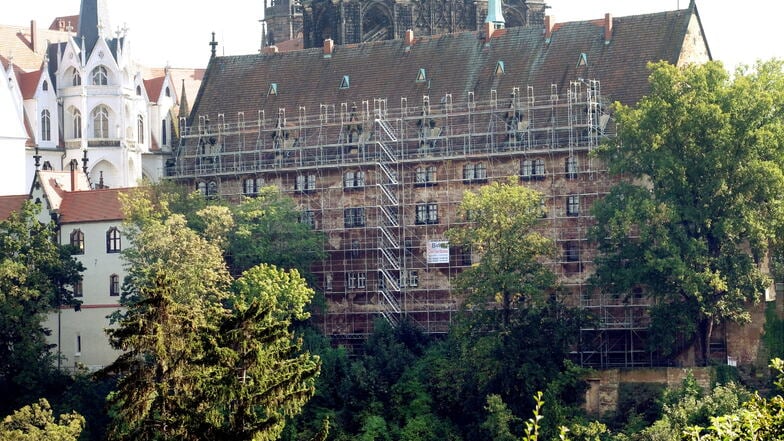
344, 207, 366, 227
346, 272, 366, 289
522, 159, 546, 181
73, 281, 83, 298
295, 174, 316, 192
299, 210, 316, 228
416, 203, 438, 224
415, 166, 437, 186
566, 195, 580, 216
106, 227, 122, 253
401, 270, 419, 288
564, 242, 581, 262
565, 155, 578, 179
344, 170, 365, 189
110, 275, 120, 296
463, 163, 487, 183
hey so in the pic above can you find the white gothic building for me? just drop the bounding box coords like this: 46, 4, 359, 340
0, 0, 188, 192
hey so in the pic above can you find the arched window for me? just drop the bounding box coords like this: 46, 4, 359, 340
137, 115, 144, 143
106, 227, 121, 253
92, 106, 109, 138
136, 85, 142, 96
109, 274, 120, 296
42, 80, 48, 91
40, 109, 51, 141
165, 87, 171, 97
70, 229, 84, 254
72, 109, 82, 139
92, 66, 108, 85
42, 161, 53, 170
161, 120, 167, 146
207, 181, 218, 197
72, 70, 81, 86
197, 181, 207, 195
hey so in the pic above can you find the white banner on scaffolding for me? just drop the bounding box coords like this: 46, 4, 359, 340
427, 240, 450, 264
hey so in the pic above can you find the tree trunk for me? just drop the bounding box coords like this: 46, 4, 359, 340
697, 317, 714, 366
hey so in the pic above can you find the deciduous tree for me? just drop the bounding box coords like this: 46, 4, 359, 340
591, 60, 784, 364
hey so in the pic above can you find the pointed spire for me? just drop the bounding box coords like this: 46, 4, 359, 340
78, 0, 112, 56
179, 79, 190, 119
485, 0, 505, 30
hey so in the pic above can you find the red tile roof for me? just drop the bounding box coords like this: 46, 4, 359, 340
49, 16, 79, 32
18, 68, 42, 99
0, 195, 29, 220
143, 76, 165, 102
58, 188, 131, 224
190, 8, 701, 125
0, 23, 72, 71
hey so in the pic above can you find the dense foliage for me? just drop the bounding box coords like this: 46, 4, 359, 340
0, 201, 84, 414
592, 60, 784, 364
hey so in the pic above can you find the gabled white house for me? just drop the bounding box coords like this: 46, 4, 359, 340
0, 60, 28, 196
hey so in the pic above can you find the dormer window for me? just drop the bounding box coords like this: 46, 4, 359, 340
42, 80, 48, 91
92, 66, 108, 85
416, 68, 427, 83
136, 85, 142, 96
165, 87, 171, 97
339, 75, 350, 89
577, 53, 588, 68
268, 83, 278, 96
495, 60, 505, 76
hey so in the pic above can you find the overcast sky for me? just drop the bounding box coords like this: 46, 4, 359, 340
4, 0, 780, 69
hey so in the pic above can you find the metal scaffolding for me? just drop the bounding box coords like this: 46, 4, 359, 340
171, 79, 653, 365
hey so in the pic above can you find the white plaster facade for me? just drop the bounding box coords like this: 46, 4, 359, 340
0, 63, 29, 196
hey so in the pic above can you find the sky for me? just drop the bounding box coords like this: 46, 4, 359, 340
3, 0, 781, 70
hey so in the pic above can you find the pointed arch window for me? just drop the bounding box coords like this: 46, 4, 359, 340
42, 80, 49, 91
40, 109, 51, 141
106, 227, 121, 253
70, 229, 85, 254
92, 66, 108, 85
161, 120, 168, 146
92, 106, 109, 138
137, 115, 145, 144
72, 69, 81, 86
165, 87, 171, 97
416, 68, 427, 83
136, 85, 142, 96
495, 60, 505, 76
72, 108, 82, 139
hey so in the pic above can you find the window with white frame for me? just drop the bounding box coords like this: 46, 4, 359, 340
566, 194, 580, 216
71, 69, 81, 86
41, 110, 51, 141
401, 270, 419, 288
565, 155, 579, 179
71, 108, 82, 139
92, 105, 109, 138
91, 66, 108, 85
346, 272, 367, 289
463, 162, 487, 183
415, 166, 437, 186
137, 115, 144, 143
106, 227, 121, 253
344, 170, 365, 189
344, 207, 366, 227
415, 202, 438, 224
521, 158, 546, 180
295, 174, 317, 192
243, 177, 263, 196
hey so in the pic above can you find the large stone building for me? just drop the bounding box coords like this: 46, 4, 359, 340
170, 3, 738, 367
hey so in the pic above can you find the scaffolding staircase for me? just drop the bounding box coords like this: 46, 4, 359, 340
375, 109, 402, 326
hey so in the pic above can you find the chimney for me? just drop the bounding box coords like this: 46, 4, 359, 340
404, 29, 414, 46
30, 20, 38, 53
544, 15, 554, 43
70, 159, 77, 191
604, 13, 613, 44
323, 38, 334, 57
484, 21, 494, 41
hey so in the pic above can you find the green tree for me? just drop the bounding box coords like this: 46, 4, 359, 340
0, 201, 83, 413
227, 187, 327, 277
0, 399, 84, 441
103, 187, 320, 440
446, 178, 556, 327
591, 60, 784, 364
